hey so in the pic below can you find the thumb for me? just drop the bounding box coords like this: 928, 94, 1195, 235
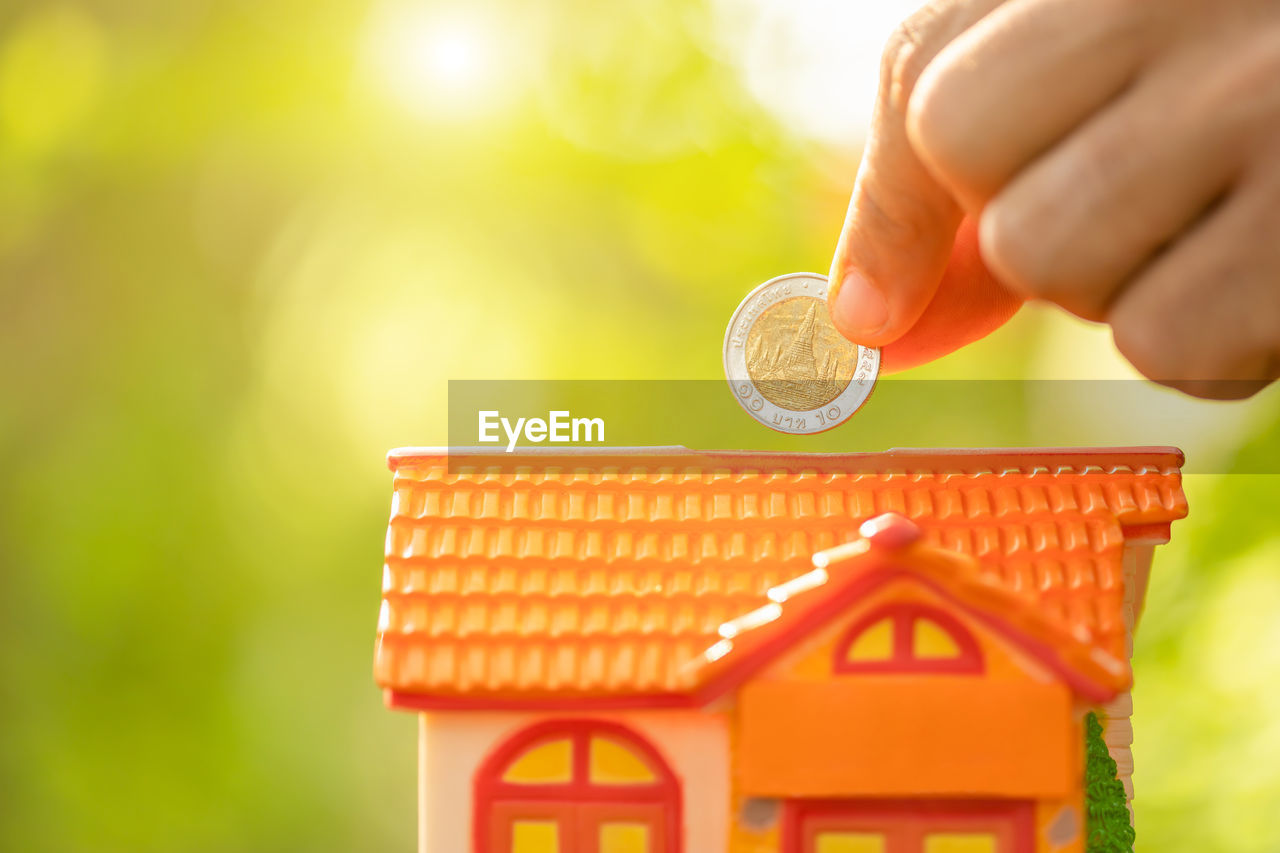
827, 114, 964, 347
828, 0, 1004, 347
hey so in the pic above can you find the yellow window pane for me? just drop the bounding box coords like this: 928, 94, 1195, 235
502, 739, 572, 784
846, 619, 894, 662
599, 822, 649, 853
512, 820, 560, 853
924, 833, 997, 853
589, 737, 656, 784
914, 617, 961, 659
815, 831, 886, 853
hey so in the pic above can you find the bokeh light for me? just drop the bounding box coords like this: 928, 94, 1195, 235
360, 1, 519, 121
711, 0, 923, 144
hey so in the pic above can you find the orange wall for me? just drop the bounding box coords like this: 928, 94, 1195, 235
724, 577, 1089, 852
737, 677, 1075, 799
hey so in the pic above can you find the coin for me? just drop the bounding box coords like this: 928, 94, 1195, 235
723, 272, 879, 434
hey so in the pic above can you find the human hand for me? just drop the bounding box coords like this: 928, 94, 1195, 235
828, 0, 1280, 398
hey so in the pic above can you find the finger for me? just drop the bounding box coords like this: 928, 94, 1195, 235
906, 0, 1166, 210
829, 0, 1008, 348
1108, 162, 1280, 399
978, 26, 1279, 320
881, 216, 1025, 372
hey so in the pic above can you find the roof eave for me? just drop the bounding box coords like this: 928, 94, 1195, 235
383, 688, 699, 713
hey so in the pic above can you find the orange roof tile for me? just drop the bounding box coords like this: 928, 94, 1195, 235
375, 447, 1186, 708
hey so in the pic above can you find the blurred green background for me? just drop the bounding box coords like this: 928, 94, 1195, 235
2, 1, 1279, 850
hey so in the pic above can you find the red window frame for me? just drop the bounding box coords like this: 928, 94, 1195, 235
833, 602, 983, 674
473, 719, 682, 853
781, 798, 1035, 853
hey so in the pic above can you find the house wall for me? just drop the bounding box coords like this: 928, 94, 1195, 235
726, 578, 1087, 853
417, 708, 730, 853
1103, 542, 1155, 820
1033, 795, 1085, 853
1033, 712, 1086, 853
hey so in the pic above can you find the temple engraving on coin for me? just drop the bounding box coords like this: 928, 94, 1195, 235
745, 297, 856, 411
723, 272, 880, 434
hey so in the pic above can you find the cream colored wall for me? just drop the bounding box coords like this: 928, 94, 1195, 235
1105, 542, 1155, 821
417, 709, 730, 853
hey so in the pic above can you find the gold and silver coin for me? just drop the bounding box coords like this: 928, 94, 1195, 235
723, 272, 879, 434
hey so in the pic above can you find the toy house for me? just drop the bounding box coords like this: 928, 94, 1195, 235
374, 447, 1186, 853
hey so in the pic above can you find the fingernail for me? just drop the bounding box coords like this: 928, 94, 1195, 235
833, 270, 889, 339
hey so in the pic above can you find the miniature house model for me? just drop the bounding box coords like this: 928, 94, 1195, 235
374, 448, 1186, 853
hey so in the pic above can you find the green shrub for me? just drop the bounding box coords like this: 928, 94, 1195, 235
1085, 711, 1136, 853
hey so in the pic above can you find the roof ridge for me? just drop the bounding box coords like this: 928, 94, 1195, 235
389, 446, 1186, 474
390, 469, 1184, 490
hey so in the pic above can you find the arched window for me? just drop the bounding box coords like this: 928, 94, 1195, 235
473, 720, 681, 853
833, 603, 983, 674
